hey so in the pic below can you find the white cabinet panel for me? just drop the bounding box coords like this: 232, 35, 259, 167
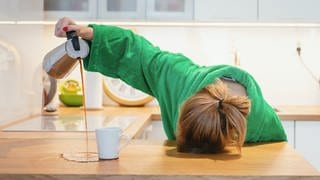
18, 0, 43, 20
0, 0, 18, 21
296, 121, 320, 171
146, 0, 193, 20
281, 121, 295, 147
0, 0, 43, 21
98, 0, 145, 20
136, 120, 167, 141
44, 0, 97, 20
194, 0, 257, 22
259, 0, 320, 22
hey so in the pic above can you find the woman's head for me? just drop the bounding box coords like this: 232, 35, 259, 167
177, 79, 250, 154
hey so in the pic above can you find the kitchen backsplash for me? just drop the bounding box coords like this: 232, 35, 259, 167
0, 24, 44, 124
1, 23, 320, 124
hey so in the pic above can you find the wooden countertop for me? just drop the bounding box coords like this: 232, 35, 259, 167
0, 132, 319, 179
276, 105, 320, 120
0, 106, 319, 179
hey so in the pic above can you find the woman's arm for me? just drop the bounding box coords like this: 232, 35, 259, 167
55, 17, 158, 96
54, 17, 196, 99
54, 18, 202, 140
82, 24, 162, 96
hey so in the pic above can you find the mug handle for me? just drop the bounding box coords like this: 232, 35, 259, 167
119, 134, 131, 151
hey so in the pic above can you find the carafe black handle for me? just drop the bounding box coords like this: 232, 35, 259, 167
66, 30, 80, 51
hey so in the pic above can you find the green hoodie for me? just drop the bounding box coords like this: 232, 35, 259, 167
84, 24, 287, 143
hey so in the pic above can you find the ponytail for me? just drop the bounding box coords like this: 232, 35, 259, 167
177, 79, 250, 153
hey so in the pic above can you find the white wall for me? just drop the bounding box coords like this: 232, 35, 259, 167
1, 24, 320, 124
0, 24, 44, 124
138, 26, 320, 106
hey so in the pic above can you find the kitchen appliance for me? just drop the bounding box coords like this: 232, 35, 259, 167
43, 30, 89, 79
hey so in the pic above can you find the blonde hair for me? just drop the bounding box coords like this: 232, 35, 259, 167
177, 79, 250, 154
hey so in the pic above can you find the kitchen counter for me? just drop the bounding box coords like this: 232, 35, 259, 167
0, 106, 161, 139
2, 105, 320, 133
276, 105, 320, 120
0, 106, 319, 179
0, 133, 319, 179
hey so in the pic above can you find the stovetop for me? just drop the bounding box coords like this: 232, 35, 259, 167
3, 114, 136, 132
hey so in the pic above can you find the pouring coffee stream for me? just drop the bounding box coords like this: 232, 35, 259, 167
43, 31, 95, 162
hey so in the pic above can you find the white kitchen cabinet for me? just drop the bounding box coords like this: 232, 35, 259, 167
44, 0, 97, 20
281, 120, 295, 147
194, 0, 258, 22
295, 121, 320, 171
136, 120, 167, 141
259, 0, 320, 22
43, 0, 192, 21
18, 0, 44, 20
146, 0, 193, 21
0, 0, 17, 21
98, 0, 146, 20
0, 0, 43, 21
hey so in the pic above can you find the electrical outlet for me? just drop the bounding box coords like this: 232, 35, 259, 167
296, 42, 302, 57
296, 42, 320, 85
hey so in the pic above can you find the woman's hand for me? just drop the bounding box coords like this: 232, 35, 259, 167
54, 17, 94, 40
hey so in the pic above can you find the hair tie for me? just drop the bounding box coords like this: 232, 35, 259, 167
218, 99, 227, 131
218, 99, 224, 108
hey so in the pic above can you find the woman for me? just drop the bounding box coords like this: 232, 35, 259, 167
55, 17, 287, 154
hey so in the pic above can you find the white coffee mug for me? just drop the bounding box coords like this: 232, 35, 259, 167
95, 127, 130, 160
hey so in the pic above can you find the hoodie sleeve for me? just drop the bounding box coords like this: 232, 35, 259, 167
82, 24, 202, 139
83, 24, 160, 96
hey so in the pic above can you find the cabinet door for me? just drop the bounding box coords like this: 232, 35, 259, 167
259, 0, 320, 22
295, 121, 320, 171
146, 0, 193, 21
98, 0, 145, 20
44, 0, 97, 20
194, 0, 258, 22
281, 121, 295, 147
0, 0, 18, 21
0, 0, 43, 21
18, 0, 44, 20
